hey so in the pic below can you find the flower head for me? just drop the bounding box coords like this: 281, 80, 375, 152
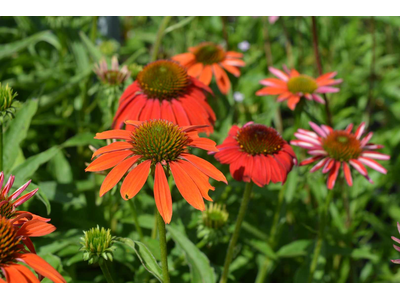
0, 216, 65, 283
94, 56, 131, 87
0, 83, 18, 121
80, 226, 116, 264
112, 60, 215, 135
391, 222, 400, 264
197, 203, 229, 246
291, 122, 390, 189
215, 122, 297, 186
86, 120, 227, 224
172, 42, 245, 95
256, 66, 342, 110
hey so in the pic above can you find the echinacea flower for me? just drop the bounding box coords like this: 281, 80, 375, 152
256, 66, 342, 110
391, 222, 400, 264
172, 42, 245, 95
0, 216, 65, 283
0, 172, 44, 221
86, 120, 227, 224
94, 56, 131, 86
112, 60, 215, 135
214, 122, 297, 186
291, 122, 390, 189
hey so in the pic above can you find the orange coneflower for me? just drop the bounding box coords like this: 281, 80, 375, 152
112, 60, 215, 135
86, 120, 227, 224
214, 122, 297, 186
0, 216, 65, 283
172, 42, 245, 95
256, 66, 342, 110
291, 122, 390, 189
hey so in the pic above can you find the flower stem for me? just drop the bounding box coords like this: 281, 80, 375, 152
150, 16, 172, 62
220, 181, 254, 283
308, 188, 334, 282
255, 185, 286, 283
128, 200, 144, 241
365, 16, 376, 126
157, 211, 170, 283
0, 122, 3, 171
100, 259, 114, 283
311, 16, 333, 127
90, 16, 98, 43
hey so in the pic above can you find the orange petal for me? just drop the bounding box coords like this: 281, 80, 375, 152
94, 130, 133, 140
17, 219, 56, 237
100, 155, 141, 197
226, 51, 243, 58
256, 87, 288, 96
120, 160, 151, 200
188, 137, 218, 152
16, 253, 66, 283
198, 65, 213, 85
2, 264, 39, 283
187, 63, 204, 78
170, 161, 205, 210
92, 142, 133, 159
221, 61, 241, 77
154, 163, 173, 224
287, 95, 301, 110
180, 153, 227, 184
86, 150, 133, 172
178, 160, 215, 201
212, 64, 230, 94
172, 53, 195, 66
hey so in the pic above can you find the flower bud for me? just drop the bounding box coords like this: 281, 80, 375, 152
80, 226, 116, 264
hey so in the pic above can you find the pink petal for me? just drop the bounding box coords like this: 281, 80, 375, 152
355, 122, 366, 140
293, 133, 322, 146
309, 122, 327, 138
9, 180, 32, 201
357, 157, 387, 174
310, 157, 329, 173
312, 94, 325, 104
361, 151, 390, 161
268, 67, 289, 82
315, 86, 340, 93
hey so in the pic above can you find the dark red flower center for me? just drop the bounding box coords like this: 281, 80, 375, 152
193, 42, 225, 65
287, 75, 318, 94
322, 130, 362, 161
131, 120, 189, 163
0, 201, 15, 219
236, 124, 285, 155
137, 60, 190, 100
0, 216, 20, 266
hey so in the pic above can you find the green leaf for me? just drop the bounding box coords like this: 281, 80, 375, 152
276, 240, 314, 258
167, 226, 216, 283
62, 132, 100, 148
0, 31, 61, 60
79, 31, 102, 62
32, 182, 51, 215
4, 100, 38, 174
117, 238, 163, 283
48, 151, 73, 184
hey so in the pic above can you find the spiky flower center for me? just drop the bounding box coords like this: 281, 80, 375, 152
0, 201, 15, 219
80, 226, 116, 264
0, 217, 20, 266
137, 60, 189, 100
193, 43, 225, 65
322, 130, 362, 162
236, 124, 284, 155
131, 120, 189, 163
287, 75, 318, 94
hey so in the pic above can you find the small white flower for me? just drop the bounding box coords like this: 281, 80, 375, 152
233, 92, 244, 102
238, 41, 250, 52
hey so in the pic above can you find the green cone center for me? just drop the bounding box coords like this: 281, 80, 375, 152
193, 43, 225, 65
322, 130, 362, 161
287, 75, 318, 94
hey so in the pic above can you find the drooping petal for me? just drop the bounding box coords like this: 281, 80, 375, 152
180, 153, 227, 184
268, 67, 289, 81
343, 162, 353, 186
85, 150, 133, 172
120, 160, 151, 200
2, 264, 40, 283
327, 161, 341, 189
17, 219, 56, 237
92, 142, 133, 159
94, 130, 133, 141
154, 163, 173, 224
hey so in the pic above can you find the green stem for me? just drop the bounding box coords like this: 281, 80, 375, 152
255, 185, 286, 283
0, 122, 3, 171
150, 16, 173, 62
151, 207, 158, 239
157, 211, 170, 283
90, 16, 98, 42
308, 188, 334, 282
220, 182, 254, 283
100, 260, 114, 283
128, 200, 144, 241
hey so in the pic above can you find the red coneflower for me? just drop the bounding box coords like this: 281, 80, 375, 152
0, 216, 65, 283
291, 122, 390, 189
112, 60, 215, 135
256, 66, 342, 110
214, 122, 297, 186
86, 120, 227, 224
172, 42, 245, 95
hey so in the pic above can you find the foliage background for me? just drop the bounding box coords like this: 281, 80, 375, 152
0, 16, 399, 283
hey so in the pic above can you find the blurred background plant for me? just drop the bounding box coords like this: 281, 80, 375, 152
0, 16, 399, 283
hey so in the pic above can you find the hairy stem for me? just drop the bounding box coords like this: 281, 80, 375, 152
157, 211, 170, 283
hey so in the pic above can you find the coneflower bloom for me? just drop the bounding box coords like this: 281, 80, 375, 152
86, 120, 227, 224
94, 55, 131, 86
112, 60, 215, 135
291, 122, 390, 189
0, 216, 65, 283
391, 222, 400, 264
214, 122, 297, 186
172, 42, 245, 95
0, 173, 49, 224
256, 66, 342, 110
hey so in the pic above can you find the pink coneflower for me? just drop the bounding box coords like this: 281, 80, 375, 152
269, 16, 279, 24
291, 122, 389, 189
256, 66, 342, 110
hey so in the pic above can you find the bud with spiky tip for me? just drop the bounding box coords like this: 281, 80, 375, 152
94, 56, 131, 87
197, 203, 229, 247
0, 83, 18, 122
80, 226, 116, 265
